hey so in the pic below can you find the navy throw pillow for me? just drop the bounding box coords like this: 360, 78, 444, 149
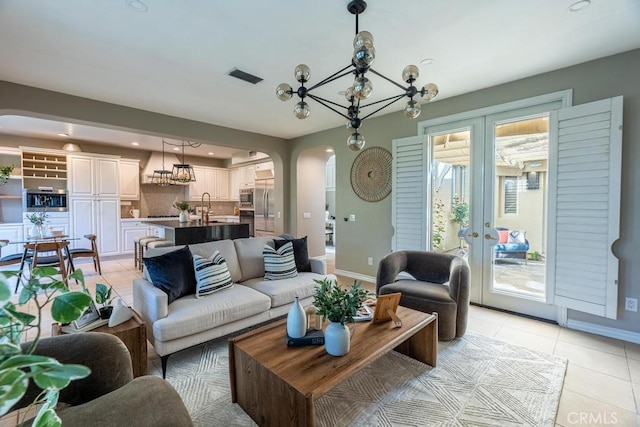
274, 236, 312, 272
143, 246, 197, 304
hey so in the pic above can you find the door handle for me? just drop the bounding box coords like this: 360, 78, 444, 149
469, 232, 479, 238
484, 234, 497, 241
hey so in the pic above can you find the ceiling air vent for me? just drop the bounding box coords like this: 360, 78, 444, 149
228, 68, 263, 85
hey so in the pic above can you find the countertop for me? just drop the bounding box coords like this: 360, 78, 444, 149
144, 220, 238, 228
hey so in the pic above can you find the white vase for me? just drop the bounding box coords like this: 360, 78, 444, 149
324, 321, 350, 356
179, 211, 189, 223
286, 296, 307, 338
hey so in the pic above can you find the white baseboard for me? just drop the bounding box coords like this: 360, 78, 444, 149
334, 269, 376, 285
566, 319, 640, 344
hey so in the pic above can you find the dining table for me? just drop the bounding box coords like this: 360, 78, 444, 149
9, 234, 81, 292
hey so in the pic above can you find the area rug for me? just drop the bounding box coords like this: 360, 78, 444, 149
148, 331, 566, 426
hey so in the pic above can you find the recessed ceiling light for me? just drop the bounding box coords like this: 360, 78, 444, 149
568, 0, 590, 12
420, 58, 435, 66
131, 142, 139, 146
326, 148, 334, 153
125, 0, 148, 12
208, 152, 214, 156
57, 133, 69, 137
173, 147, 180, 151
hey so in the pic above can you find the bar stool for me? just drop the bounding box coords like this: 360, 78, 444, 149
141, 240, 174, 271
134, 236, 163, 271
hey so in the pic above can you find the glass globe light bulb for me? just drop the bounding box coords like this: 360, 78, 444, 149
404, 99, 421, 119
294, 101, 310, 119
347, 132, 365, 151
421, 83, 439, 101
353, 31, 374, 48
344, 86, 355, 102
353, 45, 375, 68
294, 64, 311, 83
276, 83, 293, 101
353, 76, 373, 100
402, 65, 420, 83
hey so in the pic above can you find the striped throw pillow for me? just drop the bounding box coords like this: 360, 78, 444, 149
193, 251, 234, 298
263, 241, 298, 280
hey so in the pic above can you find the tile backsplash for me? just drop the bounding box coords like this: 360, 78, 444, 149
120, 185, 237, 218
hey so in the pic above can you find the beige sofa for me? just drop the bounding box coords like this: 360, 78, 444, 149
133, 236, 331, 377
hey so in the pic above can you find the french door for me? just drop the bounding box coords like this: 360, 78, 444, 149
424, 106, 560, 320
394, 92, 621, 322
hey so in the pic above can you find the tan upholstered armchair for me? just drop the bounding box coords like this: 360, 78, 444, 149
376, 250, 470, 341
14, 333, 192, 427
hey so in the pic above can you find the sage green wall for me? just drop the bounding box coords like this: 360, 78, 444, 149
0, 81, 291, 235
290, 48, 640, 333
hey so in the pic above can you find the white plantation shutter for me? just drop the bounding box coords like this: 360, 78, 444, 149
547, 96, 622, 318
392, 135, 428, 251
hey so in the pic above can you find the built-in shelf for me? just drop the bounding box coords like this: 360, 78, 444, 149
22, 151, 68, 181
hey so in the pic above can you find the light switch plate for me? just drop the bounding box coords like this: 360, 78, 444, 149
349, 214, 356, 221
303, 212, 311, 219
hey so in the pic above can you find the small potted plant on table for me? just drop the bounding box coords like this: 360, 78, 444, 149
313, 278, 368, 356
95, 283, 114, 319
25, 211, 49, 238
173, 201, 190, 223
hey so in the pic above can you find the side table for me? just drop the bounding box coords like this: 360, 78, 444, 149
52, 310, 148, 377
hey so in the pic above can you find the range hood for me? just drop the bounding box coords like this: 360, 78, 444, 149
140, 151, 183, 185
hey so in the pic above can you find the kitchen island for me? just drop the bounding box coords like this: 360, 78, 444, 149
146, 220, 250, 245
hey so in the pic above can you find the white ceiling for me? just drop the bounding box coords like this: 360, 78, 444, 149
0, 0, 639, 158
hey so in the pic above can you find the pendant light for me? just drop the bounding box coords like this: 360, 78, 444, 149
171, 140, 200, 183
152, 140, 174, 186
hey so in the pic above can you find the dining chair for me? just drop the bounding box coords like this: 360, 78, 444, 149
24, 241, 70, 286
68, 234, 102, 275
0, 239, 24, 267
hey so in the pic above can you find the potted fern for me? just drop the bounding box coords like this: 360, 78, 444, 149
0, 267, 93, 425
312, 278, 368, 356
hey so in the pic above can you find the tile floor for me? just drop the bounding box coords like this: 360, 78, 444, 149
2, 252, 640, 426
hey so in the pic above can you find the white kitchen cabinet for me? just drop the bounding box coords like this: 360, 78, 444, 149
119, 159, 140, 200
212, 169, 229, 200
229, 168, 240, 201
255, 161, 274, 172
239, 165, 255, 187
68, 155, 119, 197
120, 220, 150, 254
189, 167, 229, 200
70, 198, 120, 256
188, 166, 207, 201
69, 155, 120, 256
0, 223, 24, 256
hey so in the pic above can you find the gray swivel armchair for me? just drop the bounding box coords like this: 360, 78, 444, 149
14, 332, 192, 427
376, 250, 470, 341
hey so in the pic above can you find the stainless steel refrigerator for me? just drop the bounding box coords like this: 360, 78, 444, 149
254, 178, 275, 235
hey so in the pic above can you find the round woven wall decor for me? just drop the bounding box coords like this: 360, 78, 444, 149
350, 146, 393, 202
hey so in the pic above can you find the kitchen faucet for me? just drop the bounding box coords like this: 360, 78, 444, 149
201, 192, 211, 223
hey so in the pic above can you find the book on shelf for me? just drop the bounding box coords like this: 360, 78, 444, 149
286, 329, 324, 347
60, 318, 109, 334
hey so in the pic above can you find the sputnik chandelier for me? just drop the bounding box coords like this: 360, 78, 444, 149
276, 0, 439, 151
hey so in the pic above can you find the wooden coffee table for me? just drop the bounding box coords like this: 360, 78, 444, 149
229, 306, 437, 427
